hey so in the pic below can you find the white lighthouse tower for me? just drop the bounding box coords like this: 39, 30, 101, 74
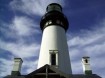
38, 3, 72, 74
4, 3, 102, 78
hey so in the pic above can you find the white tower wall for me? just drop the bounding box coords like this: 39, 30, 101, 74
38, 25, 72, 74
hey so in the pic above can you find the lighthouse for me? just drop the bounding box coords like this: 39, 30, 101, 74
4, 3, 102, 78
38, 3, 72, 74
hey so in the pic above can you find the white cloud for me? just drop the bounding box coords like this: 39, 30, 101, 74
71, 60, 83, 74
10, 16, 40, 36
0, 16, 40, 38
0, 39, 40, 58
68, 31, 105, 47
68, 19, 105, 77
22, 60, 38, 74
85, 42, 105, 56
0, 16, 40, 58
10, 0, 65, 16
0, 58, 13, 78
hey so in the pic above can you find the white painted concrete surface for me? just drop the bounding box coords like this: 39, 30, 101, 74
38, 25, 72, 74
12, 58, 23, 72
82, 57, 91, 72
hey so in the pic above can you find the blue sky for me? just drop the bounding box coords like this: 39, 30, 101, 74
0, 0, 105, 78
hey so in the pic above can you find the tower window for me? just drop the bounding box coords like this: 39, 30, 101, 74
56, 20, 60, 24
51, 53, 56, 65
45, 22, 48, 26
48, 20, 52, 24
85, 59, 88, 63
49, 50, 58, 66
61, 22, 63, 26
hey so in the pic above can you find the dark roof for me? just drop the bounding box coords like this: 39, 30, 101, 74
4, 75, 25, 78
71, 74, 101, 78
25, 64, 101, 78
25, 64, 69, 78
